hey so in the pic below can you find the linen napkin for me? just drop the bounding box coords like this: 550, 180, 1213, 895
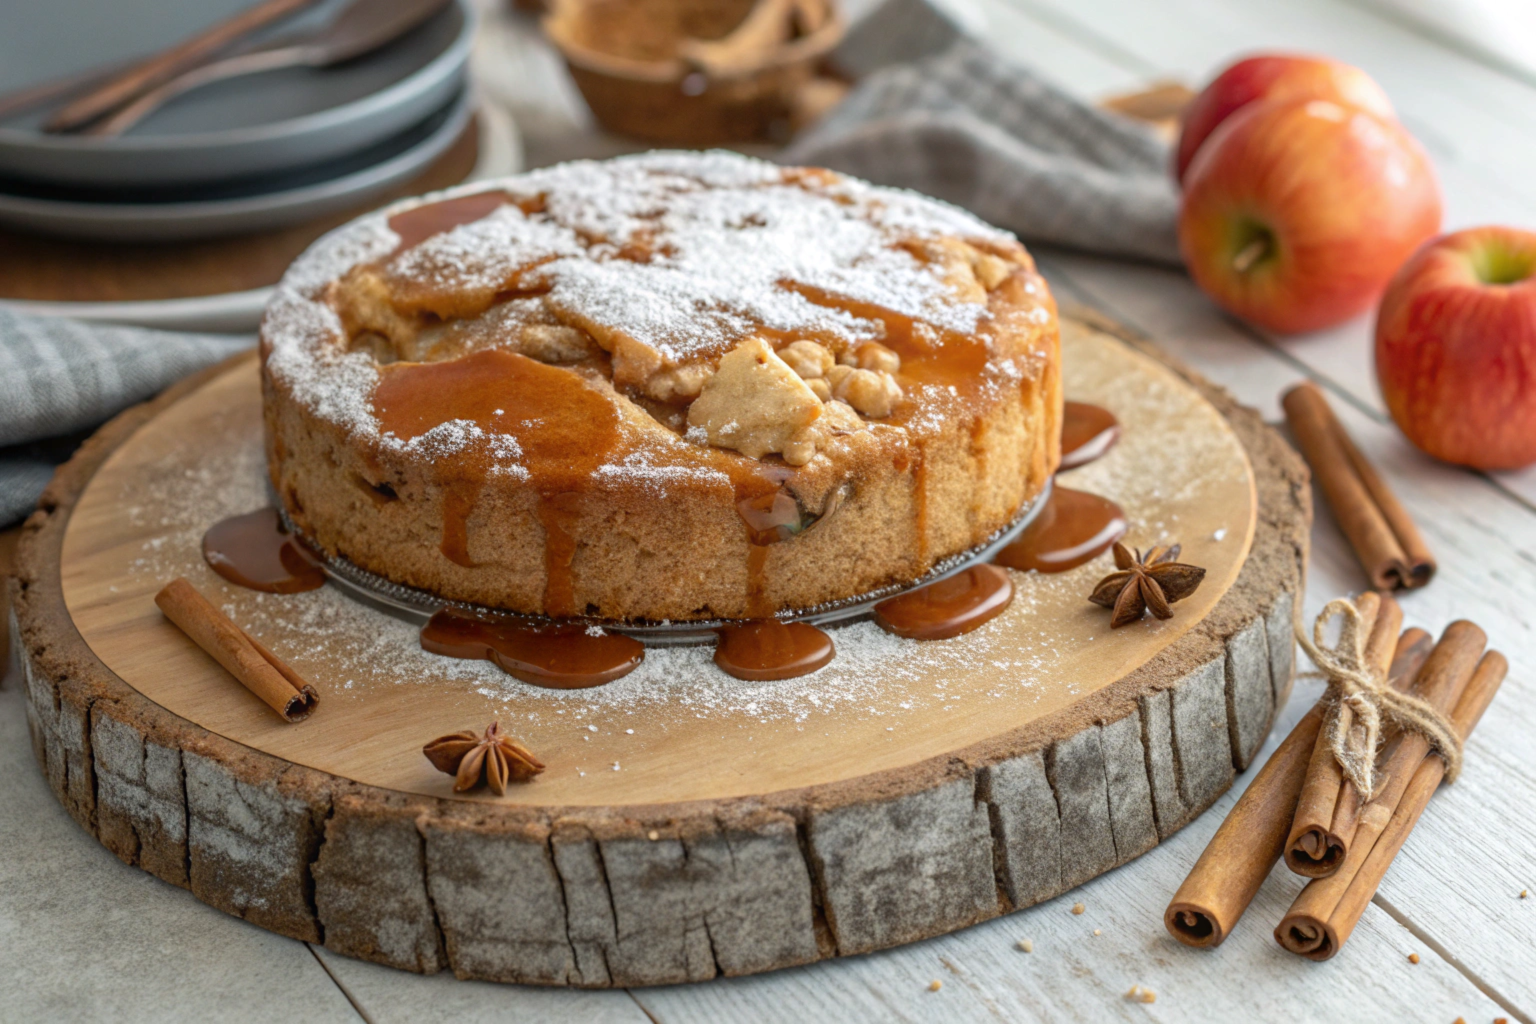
0, 308, 249, 526
786, 0, 1181, 264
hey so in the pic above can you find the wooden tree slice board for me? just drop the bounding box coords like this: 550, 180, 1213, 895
12, 312, 1310, 986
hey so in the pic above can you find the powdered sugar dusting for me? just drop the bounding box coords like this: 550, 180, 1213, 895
387, 204, 584, 296
262, 150, 1018, 452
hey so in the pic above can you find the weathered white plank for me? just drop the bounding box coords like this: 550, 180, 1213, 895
310, 945, 651, 1024
0, 683, 361, 1023
967, 0, 1147, 96
1002, 0, 1536, 218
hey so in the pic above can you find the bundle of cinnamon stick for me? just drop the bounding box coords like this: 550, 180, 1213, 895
1165, 592, 1506, 959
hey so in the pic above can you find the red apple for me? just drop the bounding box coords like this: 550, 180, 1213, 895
1175, 54, 1395, 183
1376, 226, 1536, 470
1179, 98, 1442, 335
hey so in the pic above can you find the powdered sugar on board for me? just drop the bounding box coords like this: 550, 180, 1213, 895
115, 325, 1251, 738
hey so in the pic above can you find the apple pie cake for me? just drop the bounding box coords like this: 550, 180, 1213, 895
260, 151, 1061, 620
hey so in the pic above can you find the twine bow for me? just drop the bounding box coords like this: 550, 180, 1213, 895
1294, 598, 1463, 800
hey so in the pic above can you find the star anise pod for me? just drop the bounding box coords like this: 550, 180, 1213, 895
423, 722, 545, 795
1088, 542, 1206, 628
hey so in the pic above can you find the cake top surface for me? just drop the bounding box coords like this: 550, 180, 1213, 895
261, 150, 1053, 488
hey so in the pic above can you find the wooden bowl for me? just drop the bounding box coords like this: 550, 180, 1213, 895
544, 0, 846, 144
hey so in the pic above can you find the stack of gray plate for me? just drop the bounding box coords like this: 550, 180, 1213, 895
0, 0, 474, 241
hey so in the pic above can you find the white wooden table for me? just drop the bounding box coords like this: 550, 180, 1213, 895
5, 0, 1534, 1019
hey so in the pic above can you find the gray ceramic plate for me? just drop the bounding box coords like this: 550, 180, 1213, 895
0, 87, 472, 240
0, 99, 523, 330
0, 0, 473, 187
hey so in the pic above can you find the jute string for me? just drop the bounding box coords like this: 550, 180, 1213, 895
1294, 598, 1463, 800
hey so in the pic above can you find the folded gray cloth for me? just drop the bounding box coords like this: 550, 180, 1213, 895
829, 0, 974, 80
787, 18, 1181, 264
0, 307, 249, 526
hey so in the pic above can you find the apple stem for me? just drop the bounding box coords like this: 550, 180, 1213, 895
1233, 236, 1271, 274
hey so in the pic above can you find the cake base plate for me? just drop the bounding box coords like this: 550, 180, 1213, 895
12, 311, 1309, 986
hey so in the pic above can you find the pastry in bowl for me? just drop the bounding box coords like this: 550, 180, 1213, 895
260, 151, 1061, 621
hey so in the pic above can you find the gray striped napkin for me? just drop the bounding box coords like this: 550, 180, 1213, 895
787, 32, 1181, 264
0, 308, 249, 525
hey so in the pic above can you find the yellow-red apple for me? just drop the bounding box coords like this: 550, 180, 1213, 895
1179, 98, 1441, 334
1376, 226, 1536, 470
1175, 54, 1394, 184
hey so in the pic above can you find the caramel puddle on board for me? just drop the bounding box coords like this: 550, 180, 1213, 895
420, 608, 644, 689
994, 486, 1128, 574
714, 619, 835, 680
873, 564, 1015, 640
1060, 401, 1120, 470
203, 507, 326, 594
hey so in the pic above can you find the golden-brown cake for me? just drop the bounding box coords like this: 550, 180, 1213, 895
260, 151, 1061, 621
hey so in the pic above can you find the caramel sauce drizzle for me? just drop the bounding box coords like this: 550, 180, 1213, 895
385, 191, 513, 256
994, 485, 1127, 574
714, 619, 835, 681
420, 608, 643, 689
874, 564, 1014, 641
536, 494, 582, 618
372, 349, 620, 587
1059, 401, 1120, 470
439, 482, 480, 569
202, 508, 326, 594
732, 467, 798, 618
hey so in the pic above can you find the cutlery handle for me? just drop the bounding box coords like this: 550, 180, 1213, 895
86, 46, 310, 137
44, 0, 320, 132
0, 61, 130, 123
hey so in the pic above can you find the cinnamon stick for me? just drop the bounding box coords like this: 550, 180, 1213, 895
1275, 622, 1484, 955
1163, 622, 1423, 948
1282, 382, 1435, 590
1284, 592, 1399, 876
1275, 645, 1506, 960
155, 577, 318, 722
